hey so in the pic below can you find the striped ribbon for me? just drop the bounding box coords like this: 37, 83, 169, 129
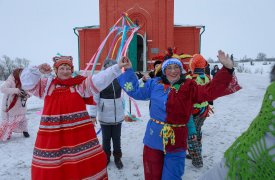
82, 13, 142, 124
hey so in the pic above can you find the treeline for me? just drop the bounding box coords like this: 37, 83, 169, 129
208, 52, 275, 63
0, 55, 30, 80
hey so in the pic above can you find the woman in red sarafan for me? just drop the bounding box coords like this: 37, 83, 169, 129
20, 56, 128, 180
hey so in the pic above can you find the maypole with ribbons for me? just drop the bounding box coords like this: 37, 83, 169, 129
83, 13, 139, 75
83, 13, 142, 124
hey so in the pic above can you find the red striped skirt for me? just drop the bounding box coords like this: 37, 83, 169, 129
32, 87, 107, 180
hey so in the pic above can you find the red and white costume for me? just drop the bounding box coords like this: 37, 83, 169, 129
0, 74, 29, 141
20, 65, 122, 180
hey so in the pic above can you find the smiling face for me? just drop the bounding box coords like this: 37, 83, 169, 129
165, 64, 181, 84
56, 64, 73, 80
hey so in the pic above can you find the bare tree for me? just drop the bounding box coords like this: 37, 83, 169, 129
207, 58, 214, 63
14, 57, 23, 67
21, 58, 30, 67
1, 55, 16, 79
14, 57, 30, 68
0, 64, 5, 80
257, 52, 266, 61
0, 55, 30, 80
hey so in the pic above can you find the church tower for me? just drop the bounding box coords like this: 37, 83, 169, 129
75, 0, 204, 71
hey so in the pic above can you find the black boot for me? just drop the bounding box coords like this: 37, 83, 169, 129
113, 151, 123, 169
23, 132, 30, 138
187, 135, 203, 168
114, 158, 123, 169
186, 154, 192, 159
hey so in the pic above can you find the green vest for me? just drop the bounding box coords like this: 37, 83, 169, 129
186, 74, 210, 108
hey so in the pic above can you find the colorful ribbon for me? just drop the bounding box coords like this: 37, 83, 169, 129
82, 13, 142, 121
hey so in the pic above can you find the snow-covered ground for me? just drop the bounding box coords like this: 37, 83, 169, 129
0, 62, 274, 180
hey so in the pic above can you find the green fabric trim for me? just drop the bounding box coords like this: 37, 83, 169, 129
172, 84, 180, 91
194, 101, 209, 108
224, 82, 275, 180
186, 74, 210, 85
186, 74, 210, 108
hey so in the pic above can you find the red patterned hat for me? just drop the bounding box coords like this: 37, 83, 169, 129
53, 56, 73, 68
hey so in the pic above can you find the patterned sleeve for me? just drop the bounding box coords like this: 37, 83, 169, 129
20, 66, 49, 98
77, 64, 122, 97
117, 68, 152, 100
191, 67, 241, 103
86, 93, 100, 117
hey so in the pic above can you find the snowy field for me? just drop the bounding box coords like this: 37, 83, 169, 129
0, 62, 274, 180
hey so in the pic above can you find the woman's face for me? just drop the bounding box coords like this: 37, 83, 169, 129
56, 64, 72, 80
165, 64, 181, 84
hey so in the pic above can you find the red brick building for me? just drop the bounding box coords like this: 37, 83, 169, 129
74, 0, 205, 71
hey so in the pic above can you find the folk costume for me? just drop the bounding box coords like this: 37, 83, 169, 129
118, 58, 241, 180
186, 54, 212, 168
20, 56, 122, 180
0, 68, 30, 141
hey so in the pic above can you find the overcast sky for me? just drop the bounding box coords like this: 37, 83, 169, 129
0, 0, 274, 69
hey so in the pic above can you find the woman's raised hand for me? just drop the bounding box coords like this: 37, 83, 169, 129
38, 63, 52, 74
217, 50, 234, 69
118, 56, 132, 69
